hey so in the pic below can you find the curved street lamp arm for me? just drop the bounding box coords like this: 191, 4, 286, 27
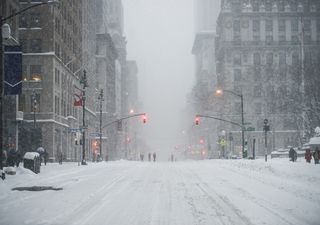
1, 2, 56, 24
223, 89, 242, 98
196, 114, 243, 128
102, 113, 146, 129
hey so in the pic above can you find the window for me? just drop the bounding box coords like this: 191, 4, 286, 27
55, 96, 60, 114
20, 39, 27, 52
252, 2, 259, 12
19, 15, 28, 28
255, 103, 262, 114
291, 35, 299, 44
291, 19, 299, 32
55, 68, 60, 85
266, 35, 273, 45
290, 2, 297, 11
254, 66, 261, 81
233, 53, 241, 65
253, 35, 260, 43
266, 20, 273, 32
30, 39, 42, 52
254, 86, 262, 97
303, 19, 311, 32
30, 13, 40, 27
266, 53, 273, 65
278, 1, 285, 12
253, 20, 260, 32
279, 52, 286, 64
292, 52, 299, 65
233, 20, 240, 32
30, 65, 42, 81
18, 94, 26, 112
234, 69, 241, 81
31, 93, 40, 112
266, 3, 272, 12
279, 35, 286, 44
232, 3, 241, 13
253, 53, 261, 65
279, 19, 286, 31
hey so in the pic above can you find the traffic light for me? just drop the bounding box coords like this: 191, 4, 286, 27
195, 116, 200, 125
142, 114, 147, 124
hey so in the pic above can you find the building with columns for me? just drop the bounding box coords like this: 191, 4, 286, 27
215, 0, 320, 156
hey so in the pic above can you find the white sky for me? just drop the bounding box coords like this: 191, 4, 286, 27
123, 0, 195, 157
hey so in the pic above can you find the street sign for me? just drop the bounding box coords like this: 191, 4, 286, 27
246, 127, 255, 131
89, 132, 101, 138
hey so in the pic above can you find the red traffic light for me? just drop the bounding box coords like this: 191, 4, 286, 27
142, 114, 147, 124
195, 116, 200, 125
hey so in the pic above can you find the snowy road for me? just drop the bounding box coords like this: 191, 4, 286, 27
0, 159, 319, 225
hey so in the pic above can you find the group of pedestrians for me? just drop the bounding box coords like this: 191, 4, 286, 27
140, 152, 156, 162
3, 149, 22, 167
305, 147, 320, 164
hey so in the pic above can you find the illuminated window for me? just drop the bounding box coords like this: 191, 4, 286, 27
30, 65, 42, 81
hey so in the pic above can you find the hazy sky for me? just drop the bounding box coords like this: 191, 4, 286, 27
123, 0, 195, 157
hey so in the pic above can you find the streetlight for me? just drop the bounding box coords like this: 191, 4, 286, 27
98, 89, 104, 160
216, 88, 246, 158
80, 70, 88, 165
0, 0, 60, 180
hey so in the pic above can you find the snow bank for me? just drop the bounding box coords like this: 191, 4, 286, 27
23, 152, 40, 160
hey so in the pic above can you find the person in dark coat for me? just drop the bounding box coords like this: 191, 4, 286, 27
289, 147, 297, 162
305, 149, 312, 163
313, 147, 319, 164
148, 152, 151, 162
15, 151, 21, 167
153, 152, 156, 162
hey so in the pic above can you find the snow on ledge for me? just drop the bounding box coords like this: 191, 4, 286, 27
24, 152, 40, 160
309, 137, 320, 145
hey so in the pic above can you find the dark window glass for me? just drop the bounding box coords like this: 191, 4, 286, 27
278, 1, 285, 11
279, 35, 286, 44
234, 69, 241, 81
279, 52, 286, 64
279, 19, 285, 31
291, 35, 299, 44
253, 20, 260, 32
266, 3, 272, 12
303, 19, 311, 32
266, 53, 273, 65
266, 35, 273, 45
266, 20, 273, 32
19, 15, 28, 28
30, 39, 42, 52
233, 20, 240, 32
252, 3, 259, 12
30, 13, 41, 27
292, 52, 299, 65
254, 53, 261, 65
292, 19, 299, 32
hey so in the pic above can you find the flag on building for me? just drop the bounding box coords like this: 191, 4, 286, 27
74, 86, 83, 106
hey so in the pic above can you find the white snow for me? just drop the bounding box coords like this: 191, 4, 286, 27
23, 152, 40, 160
309, 136, 320, 145
0, 159, 319, 225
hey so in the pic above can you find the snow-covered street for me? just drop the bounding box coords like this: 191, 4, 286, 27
0, 159, 320, 225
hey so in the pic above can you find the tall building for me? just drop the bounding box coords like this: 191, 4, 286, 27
18, 0, 85, 161
194, 0, 220, 32
215, 0, 320, 155
1, 0, 21, 155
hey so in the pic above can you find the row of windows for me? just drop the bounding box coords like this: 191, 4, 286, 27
20, 38, 42, 53
19, 13, 41, 28
229, 51, 301, 66
18, 93, 41, 113
231, 2, 319, 13
232, 18, 316, 33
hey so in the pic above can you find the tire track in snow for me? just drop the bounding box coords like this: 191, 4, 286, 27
181, 166, 253, 225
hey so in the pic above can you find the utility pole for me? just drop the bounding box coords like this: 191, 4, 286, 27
32, 90, 37, 128
0, 16, 5, 180
80, 70, 88, 165
98, 89, 104, 160
263, 119, 270, 162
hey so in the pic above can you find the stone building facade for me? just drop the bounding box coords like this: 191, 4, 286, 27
215, 0, 320, 155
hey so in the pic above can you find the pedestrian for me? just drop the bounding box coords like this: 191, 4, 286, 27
7, 149, 16, 167
44, 149, 47, 165
289, 147, 296, 162
58, 152, 63, 164
153, 152, 156, 162
171, 154, 174, 162
313, 147, 319, 164
305, 149, 312, 163
15, 150, 21, 167
148, 152, 151, 161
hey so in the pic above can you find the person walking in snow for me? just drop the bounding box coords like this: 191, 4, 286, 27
305, 149, 312, 163
313, 147, 319, 164
289, 147, 297, 162
148, 152, 151, 162
153, 152, 156, 162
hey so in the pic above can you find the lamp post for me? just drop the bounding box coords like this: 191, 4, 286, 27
80, 70, 88, 165
98, 89, 104, 160
0, 0, 59, 180
216, 89, 245, 158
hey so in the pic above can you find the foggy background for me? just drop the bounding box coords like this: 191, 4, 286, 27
123, 0, 195, 158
